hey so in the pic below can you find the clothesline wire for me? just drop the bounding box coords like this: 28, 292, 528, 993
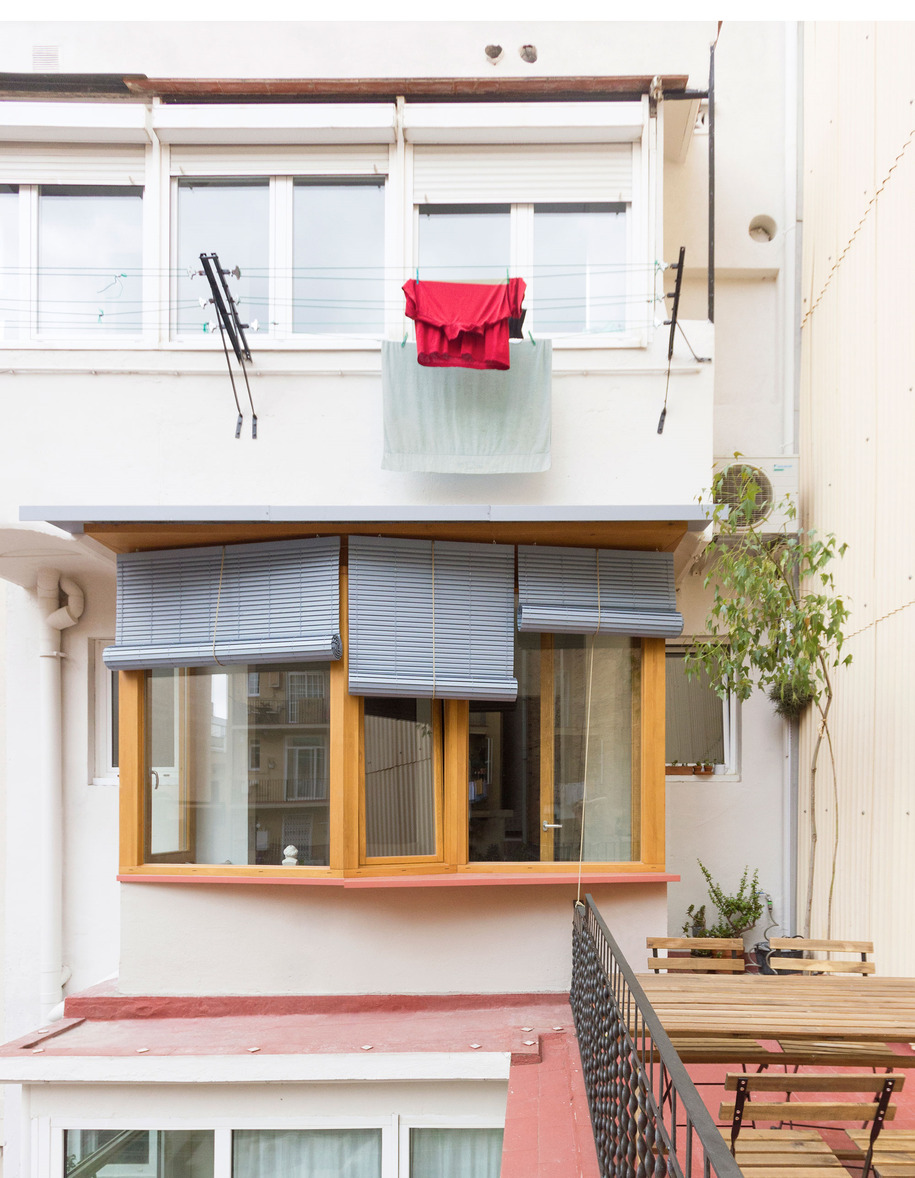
0, 261, 663, 278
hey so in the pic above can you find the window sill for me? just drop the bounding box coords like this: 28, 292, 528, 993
117, 869, 678, 888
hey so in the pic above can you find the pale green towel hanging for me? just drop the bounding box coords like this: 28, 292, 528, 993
382, 340, 551, 474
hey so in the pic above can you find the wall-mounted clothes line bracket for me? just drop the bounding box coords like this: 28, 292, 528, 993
657, 245, 686, 436
200, 252, 257, 440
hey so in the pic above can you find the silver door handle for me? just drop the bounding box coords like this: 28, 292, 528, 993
151, 769, 159, 790
543, 821, 562, 830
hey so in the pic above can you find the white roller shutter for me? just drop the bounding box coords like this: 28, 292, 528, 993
0, 143, 146, 186
170, 144, 389, 178
412, 143, 632, 205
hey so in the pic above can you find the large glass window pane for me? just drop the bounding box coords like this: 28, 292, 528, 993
294, 180, 384, 334
175, 179, 268, 336
469, 630, 540, 863
533, 203, 626, 333
234, 1129, 381, 1178
410, 1128, 503, 1178
0, 185, 20, 340
64, 1129, 214, 1178
145, 663, 331, 866
364, 697, 436, 858
665, 652, 725, 766
418, 205, 510, 282
38, 185, 143, 335
469, 633, 639, 864
553, 634, 639, 863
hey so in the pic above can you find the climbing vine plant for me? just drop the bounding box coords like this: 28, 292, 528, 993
685, 462, 851, 936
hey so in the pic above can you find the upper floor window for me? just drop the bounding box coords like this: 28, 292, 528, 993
417, 201, 626, 334
0, 183, 143, 339
173, 175, 385, 340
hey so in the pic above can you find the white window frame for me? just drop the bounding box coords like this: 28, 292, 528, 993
413, 200, 636, 342
2, 183, 147, 346
664, 642, 740, 778
167, 157, 393, 348
64, 1130, 156, 1178
92, 639, 119, 786
48, 1114, 505, 1178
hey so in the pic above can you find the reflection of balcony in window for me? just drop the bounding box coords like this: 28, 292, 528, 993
285, 697, 329, 725
249, 777, 328, 803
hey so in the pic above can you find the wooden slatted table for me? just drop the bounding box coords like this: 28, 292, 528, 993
637, 973, 915, 1044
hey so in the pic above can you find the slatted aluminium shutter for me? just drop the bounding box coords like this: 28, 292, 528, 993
104, 537, 341, 670
0, 143, 146, 186
348, 535, 517, 700
169, 145, 389, 178
412, 144, 633, 205
517, 545, 683, 638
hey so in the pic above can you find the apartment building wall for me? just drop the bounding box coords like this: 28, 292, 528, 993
0, 21, 798, 1027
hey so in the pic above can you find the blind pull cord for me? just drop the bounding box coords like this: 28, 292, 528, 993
211, 546, 227, 667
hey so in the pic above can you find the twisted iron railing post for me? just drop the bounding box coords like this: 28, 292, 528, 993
571, 896, 743, 1178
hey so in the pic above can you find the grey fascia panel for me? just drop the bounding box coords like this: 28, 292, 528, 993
104, 536, 341, 670
20, 504, 711, 530
348, 535, 517, 701
517, 545, 684, 638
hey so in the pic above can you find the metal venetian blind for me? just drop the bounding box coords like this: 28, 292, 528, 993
348, 535, 517, 700
0, 143, 146, 185
104, 537, 342, 670
517, 545, 683, 638
170, 145, 389, 177
412, 143, 633, 204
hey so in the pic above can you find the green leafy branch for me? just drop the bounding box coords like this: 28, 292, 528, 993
685, 461, 851, 936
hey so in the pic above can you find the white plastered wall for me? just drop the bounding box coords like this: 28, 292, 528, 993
118, 882, 666, 997
3, 569, 120, 1042
0, 335, 714, 515
0, 22, 718, 84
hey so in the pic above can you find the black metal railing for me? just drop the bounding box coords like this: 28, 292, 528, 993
571, 895, 743, 1178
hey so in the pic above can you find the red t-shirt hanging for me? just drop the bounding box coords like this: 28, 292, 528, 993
402, 278, 526, 371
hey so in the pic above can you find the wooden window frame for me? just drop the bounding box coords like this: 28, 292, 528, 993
118, 565, 665, 880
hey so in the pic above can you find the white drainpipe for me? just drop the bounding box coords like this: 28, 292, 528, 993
37, 569, 84, 1019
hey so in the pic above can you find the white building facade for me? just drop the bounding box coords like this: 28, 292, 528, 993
0, 21, 799, 1178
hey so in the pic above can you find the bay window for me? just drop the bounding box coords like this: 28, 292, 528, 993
116, 532, 674, 878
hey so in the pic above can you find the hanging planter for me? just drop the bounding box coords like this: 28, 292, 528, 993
768, 682, 815, 719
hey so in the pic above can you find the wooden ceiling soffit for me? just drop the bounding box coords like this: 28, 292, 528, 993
84, 519, 689, 555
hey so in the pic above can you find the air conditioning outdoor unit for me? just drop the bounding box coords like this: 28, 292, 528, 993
712, 457, 799, 534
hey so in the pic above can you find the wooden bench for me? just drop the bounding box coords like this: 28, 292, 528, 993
848, 1130, 915, 1177
717, 1127, 847, 1174
767, 937, 875, 975
647, 936, 746, 973
719, 1071, 905, 1178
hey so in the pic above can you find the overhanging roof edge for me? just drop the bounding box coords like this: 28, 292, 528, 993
21, 505, 711, 534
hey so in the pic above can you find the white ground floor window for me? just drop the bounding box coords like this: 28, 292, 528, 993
60, 1123, 503, 1178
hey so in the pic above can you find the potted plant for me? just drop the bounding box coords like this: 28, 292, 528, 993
682, 862, 766, 961
694, 761, 715, 776
685, 460, 850, 936
666, 760, 695, 775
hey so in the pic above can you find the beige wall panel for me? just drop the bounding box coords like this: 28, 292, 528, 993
873, 25, 915, 184
835, 25, 876, 252
802, 22, 915, 971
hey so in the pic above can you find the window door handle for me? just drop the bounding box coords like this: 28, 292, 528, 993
151, 769, 159, 790
543, 821, 562, 830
